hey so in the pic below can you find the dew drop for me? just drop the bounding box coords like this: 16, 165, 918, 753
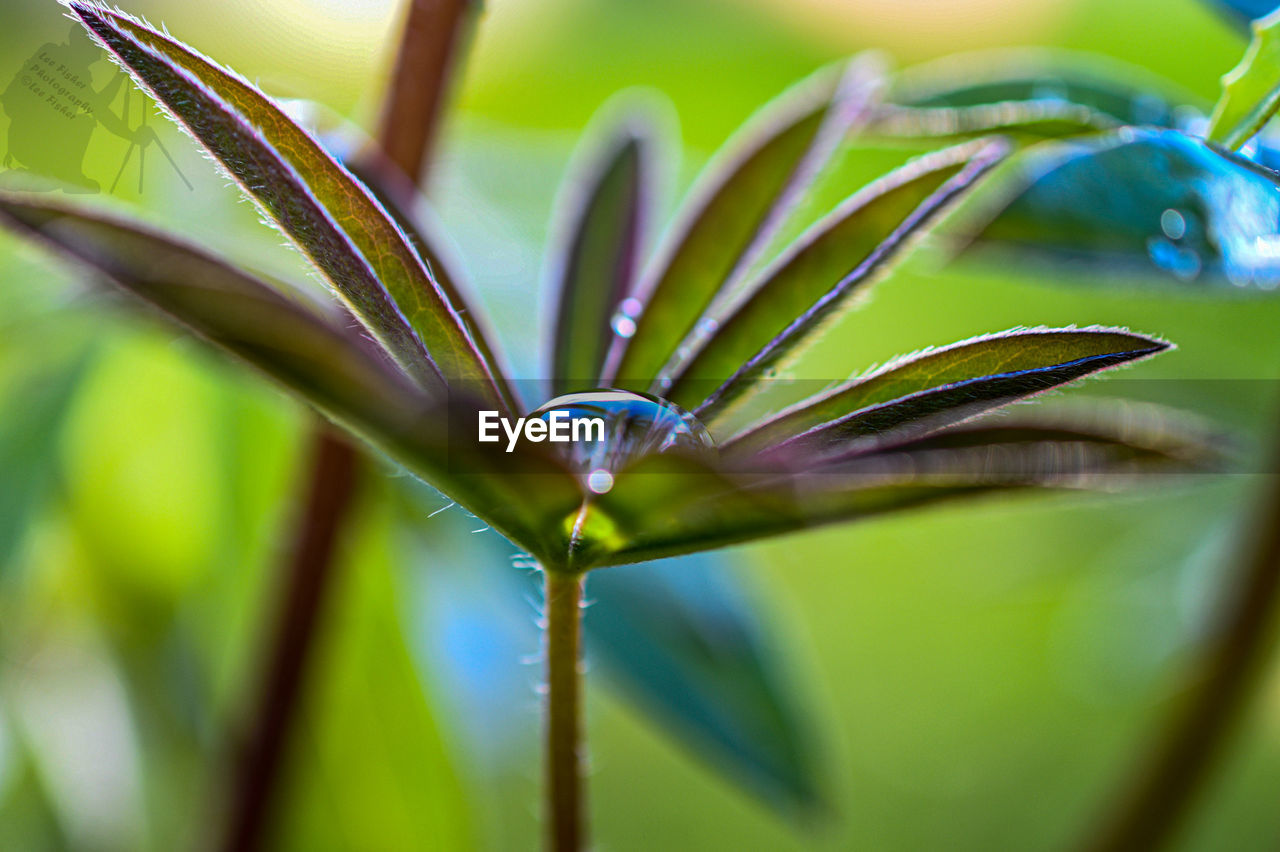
529, 389, 716, 480
611, 314, 637, 338
619, 297, 643, 317
586, 469, 614, 494
697, 317, 720, 335
1160, 208, 1187, 241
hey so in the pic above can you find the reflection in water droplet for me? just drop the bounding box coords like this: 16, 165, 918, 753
530, 389, 716, 481
586, 469, 614, 494
611, 314, 636, 338
1160, 208, 1187, 241
1147, 237, 1202, 281
619, 297, 643, 317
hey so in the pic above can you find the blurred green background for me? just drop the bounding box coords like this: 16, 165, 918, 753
3, 0, 1280, 849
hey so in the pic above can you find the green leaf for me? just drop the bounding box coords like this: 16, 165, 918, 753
0, 345, 92, 574
725, 327, 1169, 461
0, 197, 583, 564
587, 556, 822, 812
278, 494, 473, 851
874, 50, 1185, 141
1209, 6, 1280, 149
68, 2, 511, 408
549, 122, 649, 395
576, 411, 1208, 568
345, 155, 521, 412
667, 139, 1008, 422
602, 57, 884, 388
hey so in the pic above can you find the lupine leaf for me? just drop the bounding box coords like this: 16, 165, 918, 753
586, 555, 822, 812
575, 413, 1207, 568
675, 139, 1009, 423
0, 197, 583, 565
549, 125, 649, 395
68, 2, 511, 409
726, 328, 1168, 462
602, 58, 884, 388
346, 154, 521, 412
871, 52, 1184, 140
965, 127, 1280, 286
1209, 7, 1280, 149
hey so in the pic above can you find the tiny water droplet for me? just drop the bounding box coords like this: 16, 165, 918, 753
697, 317, 719, 335
530, 389, 716, 480
1160, 208, 1187, 241
586, 469, 614, 494
619, 297, 643, 318
611, 314, 637, 338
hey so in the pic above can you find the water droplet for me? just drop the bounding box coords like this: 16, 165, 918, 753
1160, 208, 1187, 241
697, 317, 719, 335
761, 366, 779, 379
586, 469, 614, 494
619, 297, 643, 318
611, 314, 637, 338
529, 389, 716, 479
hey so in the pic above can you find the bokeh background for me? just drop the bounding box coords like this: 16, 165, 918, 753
3, 0, 1280, 849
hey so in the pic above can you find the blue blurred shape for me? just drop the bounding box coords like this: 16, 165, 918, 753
969, 127, 1280, 288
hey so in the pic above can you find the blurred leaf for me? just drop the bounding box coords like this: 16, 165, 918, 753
674, 139, 1008, 423
549, 123, 649, 394
873, 51, 1185, 141
0, 346, 90, 575
965, 127, 1280, 286
1209, 0, 1280, 23
604, 58, 884, 387
276, 492, 472, 851
579, 412, 1209, 567
70, 3, 511, 406
586, 555, 821, 812
1209, 7, 1280, 149
0, 198, 583, 564
727, 328, 1168, 462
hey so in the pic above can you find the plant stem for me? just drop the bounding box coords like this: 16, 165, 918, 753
222, 1, 477, 847
1084, 464, 1280, 851
223, 427, 359, 852
377, 0, 478, 183
544, 568, 587, 852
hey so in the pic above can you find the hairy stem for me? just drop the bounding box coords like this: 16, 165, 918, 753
544, 569, 587, 852
377, 0, 478, 183
1084, 467, 1280, 851
223, 428, 359, 852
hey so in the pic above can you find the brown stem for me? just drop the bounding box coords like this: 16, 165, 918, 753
377, 0, 478, 184
219, 0, 480, 844
544, 569, 587, 852
1083, 466, 1280, 851
222, 428, 359, 852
